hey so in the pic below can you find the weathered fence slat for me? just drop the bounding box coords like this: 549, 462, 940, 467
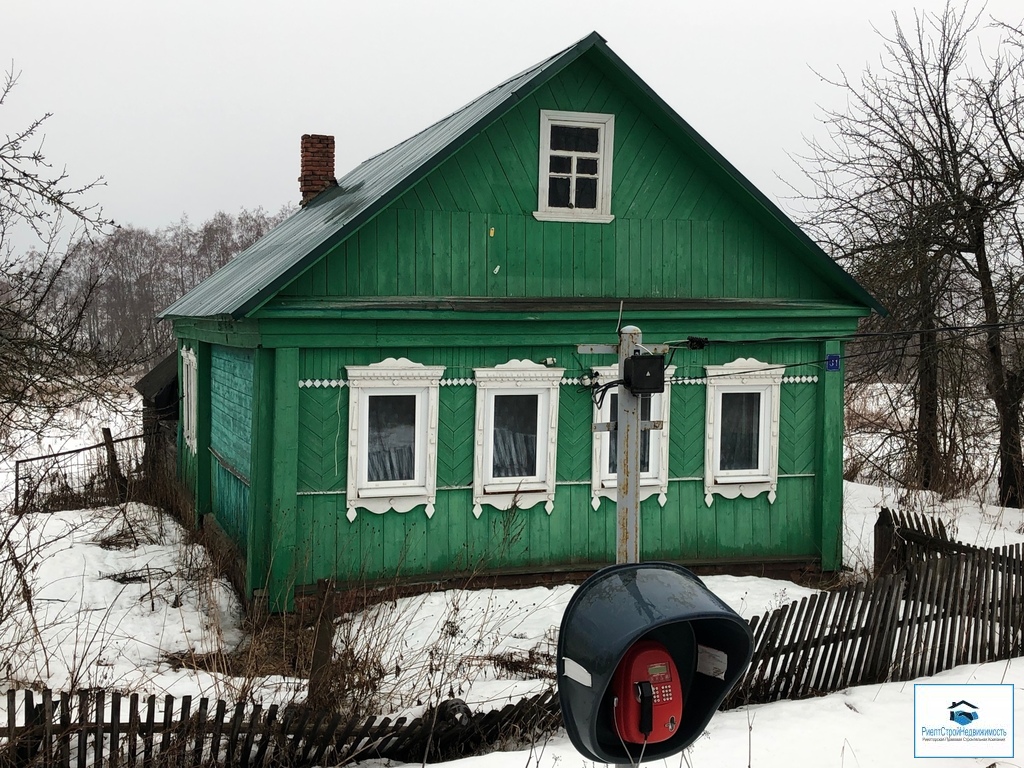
252, 704, 279, 768
805, 590, 841, 695
126, 693, 140, 767
75, 691, 87, 768
59, 693, 71, 768
224, 702, 245, 766
208, 699, 227, 763
141, 695, 156, 765
191, 696, 208, 767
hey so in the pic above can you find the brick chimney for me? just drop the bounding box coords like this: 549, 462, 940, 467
299, 134, 337, 206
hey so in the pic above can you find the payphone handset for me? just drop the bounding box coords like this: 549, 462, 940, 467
612, 639, 683, 744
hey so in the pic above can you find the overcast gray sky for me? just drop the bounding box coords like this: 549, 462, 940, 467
4, 0, 1023, 234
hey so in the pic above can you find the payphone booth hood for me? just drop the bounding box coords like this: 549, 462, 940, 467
557, 563, 754, 763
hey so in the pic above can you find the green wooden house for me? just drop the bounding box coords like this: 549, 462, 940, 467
161, 32, 881, 609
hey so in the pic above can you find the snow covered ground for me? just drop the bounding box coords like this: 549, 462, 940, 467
2, 401, 1024, 764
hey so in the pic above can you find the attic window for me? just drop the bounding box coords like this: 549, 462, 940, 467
534, 110, 614, 223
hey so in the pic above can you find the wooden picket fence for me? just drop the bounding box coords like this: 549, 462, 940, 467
6, 508, 1022, 765
0, 688, 558, 768
723, 510, 1024, 708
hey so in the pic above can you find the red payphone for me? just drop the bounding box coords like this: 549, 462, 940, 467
612, 639, 684, 744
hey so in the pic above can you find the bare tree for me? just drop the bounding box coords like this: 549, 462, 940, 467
65, 207, 293, 363
801, 3, 1024, 505
0, 66, 127, 455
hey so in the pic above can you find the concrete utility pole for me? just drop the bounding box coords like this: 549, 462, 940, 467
615, 326, 643, 564
579, 326, 667, 566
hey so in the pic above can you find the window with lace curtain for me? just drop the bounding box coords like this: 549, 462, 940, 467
703, 358, 784, 506
345, 358, 444, 520
589, 365, 674, 508
472, 360, 564, 517
181, 346, 198, 453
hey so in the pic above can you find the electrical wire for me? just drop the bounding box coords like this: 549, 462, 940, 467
663, 316, 1024, 351
591, 377, 623, 409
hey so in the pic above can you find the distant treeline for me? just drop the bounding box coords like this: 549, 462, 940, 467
62, 206, 293, 366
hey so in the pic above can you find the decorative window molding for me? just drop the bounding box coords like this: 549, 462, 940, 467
473, 360, 564, 518
345, 358, 445, 522
181, 346, 198, 454
299, 379, 346, 388
534, 110, 614, 223
703, 358, 784, 506
590, 365, 675, 509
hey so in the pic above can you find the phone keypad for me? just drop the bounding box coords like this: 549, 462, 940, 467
652, 683, 674, 703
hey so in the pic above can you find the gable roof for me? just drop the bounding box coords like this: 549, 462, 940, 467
161, 32, 883, 320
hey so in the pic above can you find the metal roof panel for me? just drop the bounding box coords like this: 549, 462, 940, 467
160, 34, 600, 319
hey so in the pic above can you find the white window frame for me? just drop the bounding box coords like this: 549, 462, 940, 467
590, 365, 675, 509
703, 358, 784, 506
473, 360, 564, 518
345, 358, 445, 521
181, 346, 198, 454
533, 110, 615, 224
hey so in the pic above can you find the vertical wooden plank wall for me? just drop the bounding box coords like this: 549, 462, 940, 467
248, 346, 278, 602
284, 342, 826, 588
195, 342, 213, 518
817, 340, 845, 570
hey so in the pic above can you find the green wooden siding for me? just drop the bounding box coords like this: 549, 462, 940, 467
210, 346, 254, 476
211, 461, 250, 552
285, 340, 825, 586
178, 435, 198, 493
293, 478, 819, 584
276, 57, 844, 306
209, 345, 254, 551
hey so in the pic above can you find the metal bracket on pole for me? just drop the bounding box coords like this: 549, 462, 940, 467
592, 420, 663, 433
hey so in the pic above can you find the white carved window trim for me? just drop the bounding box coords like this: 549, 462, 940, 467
181, 346, 198, 454
703, 358, 784, 506
345, 358, 445, 522
590, 365, 675, 509
473, 360, 564, 518
533, 110, 615, 223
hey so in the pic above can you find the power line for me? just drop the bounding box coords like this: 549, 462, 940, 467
663, 317, 1024, 350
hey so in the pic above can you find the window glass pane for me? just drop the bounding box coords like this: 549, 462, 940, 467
492, 394, 538, 478
548, 176, 571, 208
549, 155, 572, 174
550, 124, 600, 152
575, 177, 598, 209
719, 392, 760, 470
577, 158, 599, 176
367, 394, 416, 482
607, 395, 652, 474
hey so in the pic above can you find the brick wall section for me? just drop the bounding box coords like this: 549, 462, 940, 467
299, 134, 336, 205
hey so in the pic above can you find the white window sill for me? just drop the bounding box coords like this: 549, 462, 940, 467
483, 480, 547, 494
533, 211, 614, 224
356, 484, 428, 498
599, 476, 660, 489
712, 473, 771, 485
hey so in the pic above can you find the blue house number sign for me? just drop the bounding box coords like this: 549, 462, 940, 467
826, 354, 841, 372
